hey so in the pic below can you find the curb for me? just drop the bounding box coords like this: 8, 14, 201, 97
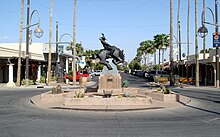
48, 106, 165, 112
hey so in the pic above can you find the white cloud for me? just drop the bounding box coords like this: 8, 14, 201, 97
0, 36, 8, 39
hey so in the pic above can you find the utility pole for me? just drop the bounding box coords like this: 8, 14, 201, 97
178, 20, 182, 61
55, 21, 59, 78
203, 0, 206, 59
25, 0, 30, 86
72, 0, 77, 85
215, 0, 219, 88
203, 0, 207, 85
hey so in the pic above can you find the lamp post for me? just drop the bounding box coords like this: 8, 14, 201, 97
59, 33, 75, 83
198, 0, 219, 88
25, 0, 43, 86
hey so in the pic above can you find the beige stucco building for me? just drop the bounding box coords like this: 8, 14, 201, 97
0, 43, 73, 86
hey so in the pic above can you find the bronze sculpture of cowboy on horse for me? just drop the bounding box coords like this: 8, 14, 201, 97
97, 33, 125, 70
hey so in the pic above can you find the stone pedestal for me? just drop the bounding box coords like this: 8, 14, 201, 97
98, 74, 122, 94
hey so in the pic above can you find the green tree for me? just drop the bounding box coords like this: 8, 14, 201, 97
153, 34, 170, 67
129, 57, 141, 70
84, 49, 100, 70
66, 43, 84, 57
137, 40, 155, 70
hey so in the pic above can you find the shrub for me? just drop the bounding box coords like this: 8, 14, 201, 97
163, 88, 171, 94
51, 76, 57, 81
74, 92, 85, 98
122, 80, 129, 88
40, 76, 46, 83
21, 79, 34, 85
87, 76, 91, 82
150, 83, 153, 90
51, 85, 63, 94
153, 75, 160, 83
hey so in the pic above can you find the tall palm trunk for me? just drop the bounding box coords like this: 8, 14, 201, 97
195, 0, 199, 87
47, 0, 54, 85
187, 0, 190, 79
72, 0, 77, 85
158, 49, 161, 70
170, 0, 174, 86
177, 0, 180, 61
143, 52, 147, 70
187, 0, 190, 60
16, 0, 24, 86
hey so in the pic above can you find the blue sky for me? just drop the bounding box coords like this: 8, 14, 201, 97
0, 0, 219, 62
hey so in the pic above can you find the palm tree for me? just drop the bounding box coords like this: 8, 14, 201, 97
187, 0, 190, 79
72, 0, 77, 85
84, 49, 100, 70
47, 0, 54, 85
137, 41, 148, 68
153, 34, 169, 68
66, 42, 84, 57
170, 0, 175, 86
145, 40, 156, 67
137, 40, 155, 70
16, 0, 24, 86
76, 43, 84, 56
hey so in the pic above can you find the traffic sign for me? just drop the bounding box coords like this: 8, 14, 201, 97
76, 61, 84, 64
213, 32, 220, 47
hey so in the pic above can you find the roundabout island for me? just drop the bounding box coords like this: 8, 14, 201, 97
31, 33, 190, 112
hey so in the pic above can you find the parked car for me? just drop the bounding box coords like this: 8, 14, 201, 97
145, 70, 169, 81
64, 70, 90, 81
93, 70, 102, 76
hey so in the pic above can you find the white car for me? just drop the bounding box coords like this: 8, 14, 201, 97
94, 70, 102, 76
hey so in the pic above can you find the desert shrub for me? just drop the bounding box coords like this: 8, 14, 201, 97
51, 85, 63, 94
21, 79, 34, 85
51, 76, 57, 81
153, 75, 160, 83
163, 88, 171, 94
122, 80, 129, 88
40, 76, 46, 83
74, 92, 85, 98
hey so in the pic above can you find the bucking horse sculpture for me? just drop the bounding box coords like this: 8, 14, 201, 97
97, 33, 125, 70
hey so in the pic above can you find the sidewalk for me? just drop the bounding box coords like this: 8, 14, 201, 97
147, 82, 220, 92
178, 84, 220, 91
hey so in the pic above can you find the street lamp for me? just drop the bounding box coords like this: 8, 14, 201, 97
59, 33, 75, 83
198, 0, 219, 88
25, 0, 43, 86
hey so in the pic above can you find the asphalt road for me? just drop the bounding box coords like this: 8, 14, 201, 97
0, 73, 220, 137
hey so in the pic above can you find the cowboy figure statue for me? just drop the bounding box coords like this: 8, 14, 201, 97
97, 33, 125, 70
